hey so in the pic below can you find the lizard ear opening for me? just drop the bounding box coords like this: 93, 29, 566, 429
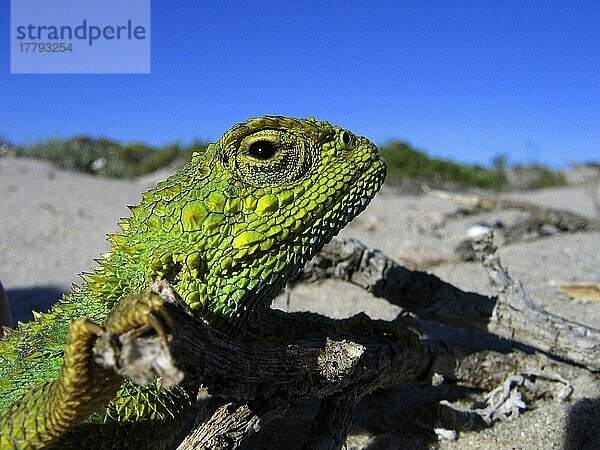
342, 131, 351, 146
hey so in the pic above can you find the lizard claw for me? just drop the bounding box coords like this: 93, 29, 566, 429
95, 290, 184, 387
103, 291, 175, 339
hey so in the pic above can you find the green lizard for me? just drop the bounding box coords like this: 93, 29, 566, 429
0, 116, 386, 449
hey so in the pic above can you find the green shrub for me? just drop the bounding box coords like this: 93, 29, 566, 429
508, 165, 567, 189
18, 137, 205, 178
379, 141, 505, 189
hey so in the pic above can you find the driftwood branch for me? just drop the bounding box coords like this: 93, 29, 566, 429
92, 228, 598, 448
175, 397, 290, 450
295, 237, 599, 372
301, 390, 360, 450
422, 186, 600, 253
293, 238, 495, 333
474, 233, 600, 371
94, 281, 455, 449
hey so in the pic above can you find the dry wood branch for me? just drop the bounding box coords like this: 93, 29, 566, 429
474, 233, 600, 372
422, 185, 600, 245
94, 281, 455, 449
297, 237, 600, 372
90, 228, 598, 448
438, 368, 572, 432
175, 397, 290, 450
301, 390, 360, 450
293, 238, 495, 333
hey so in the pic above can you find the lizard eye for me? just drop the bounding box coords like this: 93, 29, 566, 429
248, 140, 277, 160
342, 131, 351, 146
235, 129, 311, 187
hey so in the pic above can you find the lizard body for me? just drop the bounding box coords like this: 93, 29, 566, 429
0, 116, 386, 449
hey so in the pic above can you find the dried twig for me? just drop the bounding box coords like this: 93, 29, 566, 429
438, 368, 572, 431
474, 233, 600, 371
422, 185, 600, 246
297, 237, 600, 371
94, 281, 454, 449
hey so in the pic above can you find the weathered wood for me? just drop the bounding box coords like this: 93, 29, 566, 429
293, 238, 495, 333
301, 390, 359, 450
297, 237, 600, 371
175, 397, 290, 450
93, 228, 599, 448
94, 281, 455, 449
422, 185, 600, 245
474, 233, 600, 372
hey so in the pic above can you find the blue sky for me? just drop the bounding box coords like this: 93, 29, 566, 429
1, 1, 599, 167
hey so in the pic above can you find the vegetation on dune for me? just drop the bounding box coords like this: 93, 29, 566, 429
380, 141, 505, 189
5, 136, 567, 190
16, 137, 206, 178
506, 164, 566, 189
379, 141, 566, 190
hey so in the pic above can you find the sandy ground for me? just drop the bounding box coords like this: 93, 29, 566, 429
1, 156, 598, 449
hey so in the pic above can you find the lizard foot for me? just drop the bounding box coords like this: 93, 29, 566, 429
55, 318, 123, 416
94, 290, 184, 386
103, 290, 176, 338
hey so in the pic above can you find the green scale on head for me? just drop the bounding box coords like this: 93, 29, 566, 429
86, 116, 386, 327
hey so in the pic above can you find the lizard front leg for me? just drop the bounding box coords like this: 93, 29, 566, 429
0, 318, 121, 449
0, 291, 177, 450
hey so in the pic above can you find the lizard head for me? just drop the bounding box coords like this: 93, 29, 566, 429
121, 116, 386, 323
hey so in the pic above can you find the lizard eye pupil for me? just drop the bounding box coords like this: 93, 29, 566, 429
342, 131, 351, 146
248, 141, 277, 160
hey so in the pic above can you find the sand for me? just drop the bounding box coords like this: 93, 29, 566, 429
1, 156, 598, 449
